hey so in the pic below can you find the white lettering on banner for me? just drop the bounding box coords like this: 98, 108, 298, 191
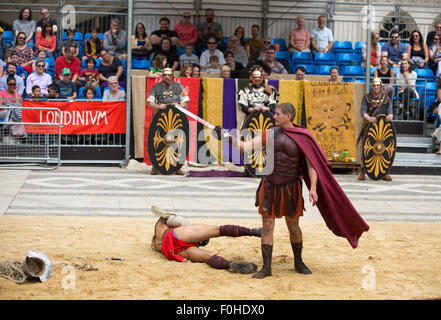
39, 110, 109, 126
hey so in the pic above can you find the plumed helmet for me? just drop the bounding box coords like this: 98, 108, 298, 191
372, 77, 383, 86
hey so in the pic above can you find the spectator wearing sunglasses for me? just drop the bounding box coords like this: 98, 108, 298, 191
381, 31, 408, 68
426, 21, 441, 47
430, 34, 441, 77
199, 36, 226, 70
26, 59, 52, 97
174, 12, 198, 48
0, 62, 25, 95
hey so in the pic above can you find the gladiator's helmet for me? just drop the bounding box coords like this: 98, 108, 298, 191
372, 77, 383, 87
250, 66, 264, 87
162, 67, 174, 85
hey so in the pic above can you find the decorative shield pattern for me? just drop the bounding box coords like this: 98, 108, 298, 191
242, 110, 275, 177
147, 105, 189, 175
362, 115, 397, 180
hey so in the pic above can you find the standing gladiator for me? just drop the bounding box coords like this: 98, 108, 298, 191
358, 77, 394, 181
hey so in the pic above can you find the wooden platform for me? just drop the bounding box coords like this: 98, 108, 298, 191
330, 161, 360, 172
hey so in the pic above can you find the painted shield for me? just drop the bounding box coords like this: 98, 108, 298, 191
147, 105, 189, 175
242, 110, 275, 177
362, 115, 397, 180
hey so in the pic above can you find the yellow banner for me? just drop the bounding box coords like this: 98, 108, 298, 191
304, 81, 355, 160
278, 80, 304, 125
202, 78, 223, 162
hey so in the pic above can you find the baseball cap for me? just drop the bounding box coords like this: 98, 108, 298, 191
62, 68, 71, 76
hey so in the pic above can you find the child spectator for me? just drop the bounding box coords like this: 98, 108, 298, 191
206, 55, 221, 73
180, 64, 193, 77
179, 43, 199, 68
79, 57, 99, 87
36, 21, 57, 57
58, 68, 77, 99
191, 64, 200, 78
32, 49, 49, 72
62, 28, 80, 58
84, 27, 103, 60
31, 85, 42, 99
5, 51, 25, 79
47, 83, 59, 99
147, 53, 167, 78
83, 85, 97, 100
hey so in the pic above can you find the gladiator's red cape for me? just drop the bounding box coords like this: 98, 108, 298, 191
282, 125, 369, 249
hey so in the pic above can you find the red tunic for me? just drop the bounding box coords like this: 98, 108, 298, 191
161, 229, 198, 262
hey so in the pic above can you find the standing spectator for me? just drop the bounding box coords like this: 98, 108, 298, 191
362, 31, 381, 68
426, 21, 441, 47
174, 12, 198, 48
224, 51, 244, 78
0, 28, 10, 62
57, 68, 77, 100
98, 48, 125, 92
55, 45, 81, 88
258, 37, 272, 61
196, 8, 224, 54
395, 58, 418, 117
234, 26, 246, 47
191, 64, 200, 78
200, 36, 226, 70
148, 54, 167, 78
289, 16, 311, 54
84, 27, 103, 60
227, 35, 248, 67
295, 66, 306, 80
13, 8, 35, 44
179, 43, 199, 68
264, 46, 287, 74
381, 31, 408, 68
310, 15, 333, 54
245, 25, 264, 62
6, 32, 35, 76
61, 29, 80, 58
5, 52, 25, 79
103, 76, 126, 101
35, 8, 58, 34
26, 59, 52, 97
374, 56, 395, 97
150, 17, 179, 49
329, 66, 340, 82
429, 34, 441, 78
407, 30, 429, 69
132, 23, 152, 58
103, 18, 128, 60
35, 21, 57, 58
78, 57, 99, 87
0, 63, 25, 95
153, 37, 179, 72
180, 64, 193, 78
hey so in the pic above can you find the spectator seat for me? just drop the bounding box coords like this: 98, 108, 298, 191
332, 41, 353, 54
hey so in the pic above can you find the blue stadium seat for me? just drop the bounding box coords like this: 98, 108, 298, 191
354, 41, 365, 54
78, 86, 102, 99
314, 52, 336, 65
336, 53, 361, 68
292, 64, 316, 75
2, 30, 13, 45
342, 65, 365, 81
317, 65, 334, 75
177, 47, 186, 56
415, 68, 435, 82
422, 81, 437, 111
132, 59, 152, 70
370, 66, 378, 76
275, 50, 290, 61
292, 51, 313, 65
272, 38, 287, 51
332, 41, 353, 54
81, 58, 102, 69
84, 33, 104, 41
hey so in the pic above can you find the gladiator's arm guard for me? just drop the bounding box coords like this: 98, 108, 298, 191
264, 85, 276, 96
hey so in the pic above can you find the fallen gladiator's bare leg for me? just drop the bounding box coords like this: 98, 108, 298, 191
175, 224, 262, 244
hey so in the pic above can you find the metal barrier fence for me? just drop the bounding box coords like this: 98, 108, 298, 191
0, 105, 61, 169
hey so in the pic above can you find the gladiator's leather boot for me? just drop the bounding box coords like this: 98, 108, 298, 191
382, 175, 392, 182
358, 167, 366, 181
291, 242, 312, 274
150, 166, 159, 175
252, 244, 273, 279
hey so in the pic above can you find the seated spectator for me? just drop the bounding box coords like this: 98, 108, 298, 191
289, 16, 311, 54
0, 60, 4, 78
179, 64, 193, 78
221, 65, 231, 78
362, 31, 381, 68
148, 53, 166, 78
55, 45, 81, 88
132, 23, 152, 58
258, 37, 272, 61
32, 48, 48, 72
61, 28, 80, 58
5, 52, 25, 79
245, 25, 264, 62
30, 85, 42, 99
103, 76, 126, 101
374, 56, 395, 97
98, 48, 125, 92
151, 17, 179, 50
83, 85, 97, 100
35, 21, 57, 58
429, 34, 441, 78
264, 46, 287, 74
426, 21, 441, 47
57, 68, 77, 100
329, 66, 340, 82
310, 15, 333, 54
152, 37, 179, 72
431, 80, 441, 154
224, 51, 244, 78
26, 59, 52, 97
234, 26, 246, 47
200, 36, 226, 70
13, 8, 35, 44
408, 30, 429, 69
191, 64, 200, 78
47, 83, 59, 99
0, 75, 21, 106
0, 27, 10, 62
196, 8, 224, 54
395, 58, 418, 116
179, 43, 199, 68
35, 8, 58, 34
6, 32, 34, 75
227, 35, 248, 67
206, 55, 221, 73
79, 57, 99, 87
0, 62, 25, 95
381, 31, 408, 68
103, 18, 128, 60
295, 66, 306, 80
84, 27, 103, 60
174, 12, 198, 48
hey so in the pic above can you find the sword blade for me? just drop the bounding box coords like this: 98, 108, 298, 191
173, 104, 216, 130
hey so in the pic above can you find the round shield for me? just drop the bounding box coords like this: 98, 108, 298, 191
242, 110, 275, 177
147, 105, 190, 175
362, 114, 397, 180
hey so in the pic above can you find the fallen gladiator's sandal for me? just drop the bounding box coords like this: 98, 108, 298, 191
382, 175, 392, 182
291, 242, 312, 275
252, 244, 273, 279
228, 261, 258, 274
151, 206, 173, 219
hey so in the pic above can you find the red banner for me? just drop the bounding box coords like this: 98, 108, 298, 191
22, 100, 126, 135
144, 77, 201, 165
